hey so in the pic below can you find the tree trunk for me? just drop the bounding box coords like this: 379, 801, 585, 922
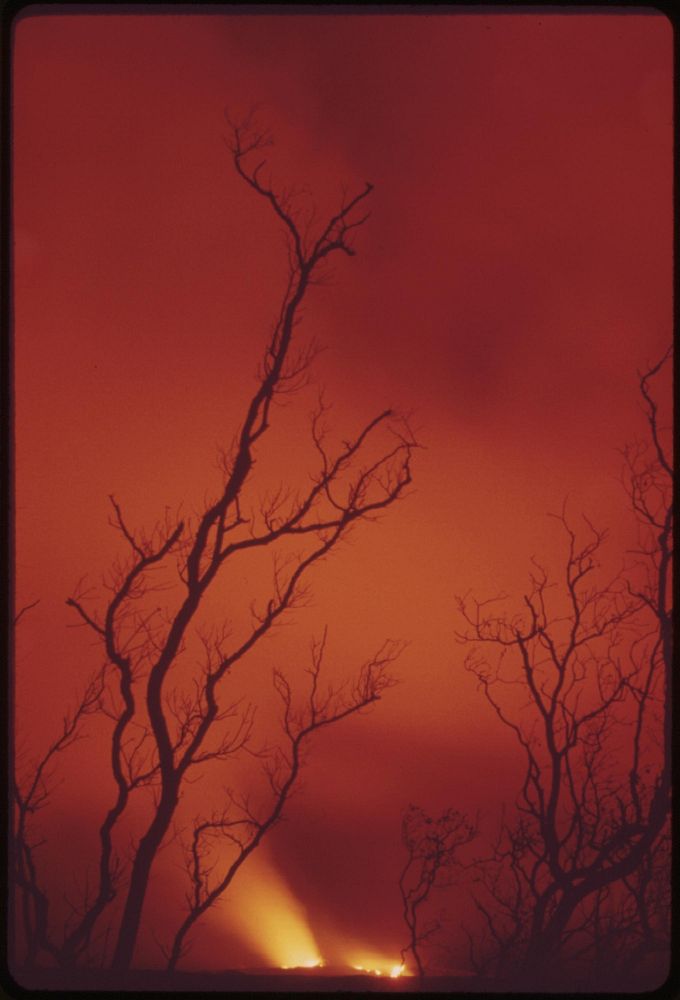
110, 792, 177, 972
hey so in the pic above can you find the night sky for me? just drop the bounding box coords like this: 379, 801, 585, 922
13, 8, 672, 974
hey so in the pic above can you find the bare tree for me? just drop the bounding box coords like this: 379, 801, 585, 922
398, 805, 475, 979
12, 603, 109, 969
12, 671, 108, 969
459, 352, 671, 988
165, 630, 400, 971
13, 114, 415, 975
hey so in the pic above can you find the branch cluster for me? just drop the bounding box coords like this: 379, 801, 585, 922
460, 353, 672, 986
399, 805, 476, 977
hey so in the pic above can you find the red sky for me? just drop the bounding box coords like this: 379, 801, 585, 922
12, 7, 672, 974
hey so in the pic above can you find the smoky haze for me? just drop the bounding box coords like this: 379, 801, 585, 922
12, 8, 671, 976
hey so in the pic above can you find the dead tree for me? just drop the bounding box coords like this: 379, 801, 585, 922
399, 805, 475, 978
12, 603, 108, 969
459, 352, 672, 987
16, 114, 414, 974
12, 672, 109, 969
165, 630, 401, 971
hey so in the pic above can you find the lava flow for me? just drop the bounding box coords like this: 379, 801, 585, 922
351, 960, 406, 978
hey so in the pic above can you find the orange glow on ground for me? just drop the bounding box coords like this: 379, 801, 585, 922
351, 957, 406, 977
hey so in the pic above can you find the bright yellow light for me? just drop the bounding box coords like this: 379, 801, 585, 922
350, 956, 404, 977
224, 850, 323, 969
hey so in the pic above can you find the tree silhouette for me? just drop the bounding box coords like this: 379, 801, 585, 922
166, 629, 400, 971
12, 114, 415, 975
458, 352, 671, 988
12, 603, 108, 970
399, 805, 475, 979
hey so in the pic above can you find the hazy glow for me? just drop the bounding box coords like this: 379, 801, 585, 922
12, 11, 671, 977
351, 957, 405, 977
225, 852, 322, 968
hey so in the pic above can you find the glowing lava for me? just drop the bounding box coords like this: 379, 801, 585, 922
223, 850, 323, 969
351, 959, 406, 977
